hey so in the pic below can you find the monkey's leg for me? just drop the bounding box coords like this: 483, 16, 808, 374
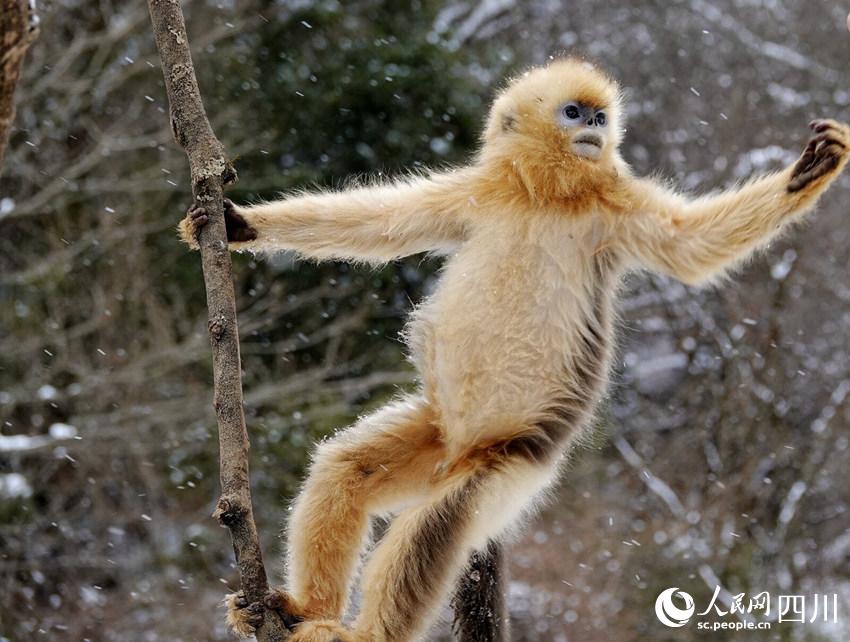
284, 396, 444, 620
224, 396, 444, 638
339, 450, 549, 642
452, 540, 509, 642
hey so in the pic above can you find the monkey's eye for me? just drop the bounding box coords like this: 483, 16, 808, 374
563, 104, 581, 121
595, 112, 607, 127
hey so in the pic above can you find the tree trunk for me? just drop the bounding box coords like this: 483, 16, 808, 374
453, 541, 509, 642
0, 0, 38, 170
146, 2, 288, 640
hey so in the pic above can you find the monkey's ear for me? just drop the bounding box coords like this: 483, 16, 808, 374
500, 111, 518, 133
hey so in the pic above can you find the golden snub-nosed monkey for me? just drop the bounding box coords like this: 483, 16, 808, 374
181, 57, 849, 642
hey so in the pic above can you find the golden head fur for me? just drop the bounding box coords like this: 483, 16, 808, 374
477, 57, 627, 211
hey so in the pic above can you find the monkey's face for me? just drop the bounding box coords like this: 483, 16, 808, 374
557, 101, 610, 161
483, 58, 623, 167
480, 58, 624, 201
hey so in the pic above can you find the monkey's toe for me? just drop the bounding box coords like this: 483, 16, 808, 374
224, 591, 264, 638
263, 589, 304, 630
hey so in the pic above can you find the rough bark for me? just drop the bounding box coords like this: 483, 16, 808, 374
452, 541, 508, 642
0, 0, 39, 169
146, 2, 288, 640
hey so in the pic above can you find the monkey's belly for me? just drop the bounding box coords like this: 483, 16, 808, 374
410, 228, 617, 452
414, 308, 606, 451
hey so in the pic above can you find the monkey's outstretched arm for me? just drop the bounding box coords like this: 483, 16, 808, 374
619, 120, 849, 285
180, 171, 474, 263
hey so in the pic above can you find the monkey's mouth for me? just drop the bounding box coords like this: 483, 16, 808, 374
571, 133, 603, 160
573, 133, 602, 148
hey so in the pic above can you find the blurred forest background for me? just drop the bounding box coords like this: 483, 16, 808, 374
2, 1, 850, 640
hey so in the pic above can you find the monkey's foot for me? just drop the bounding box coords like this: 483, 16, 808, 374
224, 589, 303, 638
288, 620, 362, 642
263, 589, 306, 630
788, 119, 850, 192
224, 591, 264, 638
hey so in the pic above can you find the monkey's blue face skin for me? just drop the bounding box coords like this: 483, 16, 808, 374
558, 101, 609, 160
559, 102, 607, 128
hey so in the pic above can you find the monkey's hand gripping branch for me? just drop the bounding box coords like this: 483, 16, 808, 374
146, 1, 290, 640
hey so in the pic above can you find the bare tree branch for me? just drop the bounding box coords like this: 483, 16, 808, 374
146, 2, 288, 640
0, 0, 38, 169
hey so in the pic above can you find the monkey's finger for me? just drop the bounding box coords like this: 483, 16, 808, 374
796, 158, 837, 190
798, 132, 826, 159
187, 206, 209, 234
801, 138, 818, 156
796, 144, 816, 168
810, 119, 831, 132
815, 143, 846, 166
188, 206, 208, 220
810, 120, 850, 150
813, 141, 847, 169
802, 134, 846, 172
788, 154, 839, 192
233, 591, 250, 609
804, 132, 847, 154
243, 602, 265, 627
810, 118, 848, 135
809, 119, 841, 133
792, 142, 819, 177
810, 132, 847, 150
815, 145, 848, 167
789, 169, 813, 192
787, 173, 809, 192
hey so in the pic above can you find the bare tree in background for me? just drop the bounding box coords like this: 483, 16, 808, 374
0, 0, 38, 168
3, 2, 850, 640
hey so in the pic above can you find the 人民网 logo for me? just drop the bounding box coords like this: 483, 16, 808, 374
655, 587, 696, 628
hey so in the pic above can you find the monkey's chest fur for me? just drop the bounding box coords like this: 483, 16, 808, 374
407, 214, 621, 455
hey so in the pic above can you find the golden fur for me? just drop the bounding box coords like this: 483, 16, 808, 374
182, 58, 850, 641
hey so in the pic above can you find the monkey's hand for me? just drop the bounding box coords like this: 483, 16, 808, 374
178, 198, 258, 249
224, 589, 303, 638
788, 119, 850, 193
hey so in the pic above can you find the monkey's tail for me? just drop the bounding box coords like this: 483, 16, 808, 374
451, 539, 509, 642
